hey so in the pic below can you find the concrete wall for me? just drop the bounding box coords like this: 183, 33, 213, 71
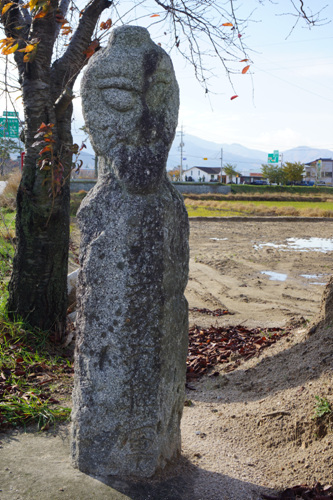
70, 179, 231, 195
173, 183, 231, 195
71, 179, 96, 192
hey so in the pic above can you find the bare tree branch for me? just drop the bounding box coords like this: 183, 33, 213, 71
51, 0, 112, 98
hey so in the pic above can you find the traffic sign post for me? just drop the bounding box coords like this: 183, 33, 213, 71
267, 150, 279, 163
0, 111, 20, 138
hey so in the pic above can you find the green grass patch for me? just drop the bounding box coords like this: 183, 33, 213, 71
0, 208, 15, 286
243, 200, 333, 210
231, 184, 333, 195
0, 304, 73, 430
70, 190, 87, 216
186, 206, 245, 217
0, 210, 74, 430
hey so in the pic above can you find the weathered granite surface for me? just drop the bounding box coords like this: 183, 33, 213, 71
71, 25, 189, 478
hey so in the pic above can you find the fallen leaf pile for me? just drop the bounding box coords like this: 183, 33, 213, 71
0, 334, 74, 428
262, 482, 333, 499
189, 307, 234, 316
187, 324, 290, 380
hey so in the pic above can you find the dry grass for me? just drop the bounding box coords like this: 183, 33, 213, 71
0, 169, 21, 210
184, 192, 333, 202
184, 198, 333, 218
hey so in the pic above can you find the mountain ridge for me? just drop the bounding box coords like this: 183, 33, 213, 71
75, 134, 333, 175
167, 134, 333, 174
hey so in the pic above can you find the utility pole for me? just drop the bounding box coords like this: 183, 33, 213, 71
220, 147, 223, 183
94, 156, 98, 178
179, 125, 184, 182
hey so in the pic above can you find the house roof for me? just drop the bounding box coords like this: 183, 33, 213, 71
187, 166, 221, 174
305, 158, 333, 165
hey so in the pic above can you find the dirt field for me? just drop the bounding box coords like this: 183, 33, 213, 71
1, 218, 332, 500
182, 218, 333, 499
187, 218, 333, 329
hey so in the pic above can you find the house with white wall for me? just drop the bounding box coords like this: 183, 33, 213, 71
182, 166, 222, 182
304, 158, 333, 185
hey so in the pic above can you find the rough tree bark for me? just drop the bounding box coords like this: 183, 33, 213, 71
3, 0, 111, 339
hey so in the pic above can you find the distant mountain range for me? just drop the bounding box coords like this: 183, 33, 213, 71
74, 134, 333, 175
167, 134, 333, 174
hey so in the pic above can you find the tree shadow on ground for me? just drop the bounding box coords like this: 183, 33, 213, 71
94, 456, 276, 500
190, 325, 333, 405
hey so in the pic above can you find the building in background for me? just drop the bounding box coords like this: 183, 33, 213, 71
239, 172, 267, 185
182, 166, 223, 182
304, 158, 333, 185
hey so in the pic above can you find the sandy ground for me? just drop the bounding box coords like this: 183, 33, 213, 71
1, 218, 333, 500
186, 218, 333, 329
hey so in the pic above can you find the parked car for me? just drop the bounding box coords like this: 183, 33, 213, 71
251, 180, 267, 185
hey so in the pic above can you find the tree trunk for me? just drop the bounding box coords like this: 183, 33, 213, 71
7, 85, 73, 340
7, 174, 70, 338
3, 0, 112, 340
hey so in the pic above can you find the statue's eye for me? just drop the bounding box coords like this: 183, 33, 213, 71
101, 88, 135, 111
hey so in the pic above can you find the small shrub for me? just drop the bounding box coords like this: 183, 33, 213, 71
313, 396, 332, 419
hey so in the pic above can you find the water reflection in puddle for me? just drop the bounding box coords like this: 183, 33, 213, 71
255, 237, 333, 253
261, 271, 329, 285
300, 274, 328, 286
261, 271, 288, 281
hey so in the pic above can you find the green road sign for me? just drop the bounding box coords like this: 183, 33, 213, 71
267, 150, 279, 163
0, 117, 19, 138
3, 111, 19, 118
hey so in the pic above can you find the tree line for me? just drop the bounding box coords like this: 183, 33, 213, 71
261, 161, 305, 185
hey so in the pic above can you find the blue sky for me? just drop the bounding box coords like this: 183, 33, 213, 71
71, 0, 333, 155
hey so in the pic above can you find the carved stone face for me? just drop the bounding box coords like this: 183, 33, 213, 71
81, 26, 179, 193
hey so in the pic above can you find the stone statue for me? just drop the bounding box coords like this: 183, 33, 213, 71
71, 25, 189, 479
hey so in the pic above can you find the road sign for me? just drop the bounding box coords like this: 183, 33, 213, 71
267, 150, 279, 163
3, 111, 19, 117
0, 117, 19, 138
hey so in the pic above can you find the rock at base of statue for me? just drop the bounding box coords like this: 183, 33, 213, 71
71, 25, 189, 479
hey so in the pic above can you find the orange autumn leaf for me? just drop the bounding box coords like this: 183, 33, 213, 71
20, 43, 37, 52
39, 145, 52, 155
150, 14, 160, 17
222, 22, 233, 27
0, 37, 14, 49
242, 65, 250, 74
34, 9, 48, 19
100, 18, 111, 30
61, 25, 72, 35
2, 2, 15, 15
240, 59, 249, 62
230, 95, 238, 100
2, 42, 18, 55
83, 39, 99, 58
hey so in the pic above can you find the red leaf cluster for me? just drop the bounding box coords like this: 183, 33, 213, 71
187, 324, 289, 380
